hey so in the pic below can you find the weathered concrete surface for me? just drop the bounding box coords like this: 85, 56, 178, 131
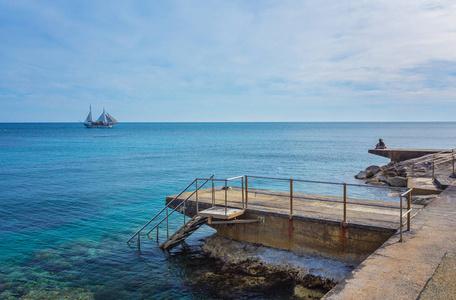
408, 177, 442, 195
418, 252, 456, 300
167, 188, 422, 263
368, 149, 442, 162
323, 182, 456, 299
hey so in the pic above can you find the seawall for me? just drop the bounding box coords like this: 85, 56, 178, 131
323, 181, 456, 299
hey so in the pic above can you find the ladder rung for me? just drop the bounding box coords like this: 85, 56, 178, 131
160, 216, 208, 250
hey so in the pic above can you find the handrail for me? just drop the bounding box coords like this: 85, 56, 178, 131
412, 148, 455, 164
126, 175, 214, 244
399, 188, 413, 242
400, 188, 413, 197
410, 147, 456, 179
195, 177, 243, 181
246, 175, 415, 242
146, 176, 215, 235
247, 175, 409, 191
130, 172, 418, 248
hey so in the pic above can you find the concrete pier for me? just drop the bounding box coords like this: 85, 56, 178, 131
323, 182, 456, 299
368, 149, 442, 162
166, 187, 422, 263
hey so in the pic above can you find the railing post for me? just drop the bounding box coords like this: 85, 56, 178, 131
412, 160, 415, 177
156, 225, 159, 241
183, 201, 186, 225
225, 179, 228, 215
453, 152, 455, 174
241, 177, 245, 210
166, 207, 169, 239
212, 179, 215, 207
343, 183, 347, 225
407, 192, 411, 231
290, 179, 293, 219
245, 175, 249, 209
432, 155, 435, 180
138, 233, 141, 251
399, 195, 403, 242
196, 179, 199, 213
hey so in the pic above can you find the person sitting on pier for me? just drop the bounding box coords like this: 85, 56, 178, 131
375, 139, 386, 149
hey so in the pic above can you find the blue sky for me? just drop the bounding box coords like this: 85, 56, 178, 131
1, 0, 456, 122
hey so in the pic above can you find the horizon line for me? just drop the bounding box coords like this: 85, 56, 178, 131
1, 121, 455, 124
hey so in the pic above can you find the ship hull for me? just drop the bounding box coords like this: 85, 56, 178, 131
83, 123, 113, 128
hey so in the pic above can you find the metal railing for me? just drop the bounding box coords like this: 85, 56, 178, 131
127, 175, 246, 249
145, 175, 245, 236
126, 175, 214, 249
245, 175, 414, 241
410, 148, 456, 179
399, 188, 413, 242
129, 173, 416, 249
192, 175, 245, 215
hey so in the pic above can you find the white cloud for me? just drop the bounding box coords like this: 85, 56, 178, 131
0, 0, 456, 121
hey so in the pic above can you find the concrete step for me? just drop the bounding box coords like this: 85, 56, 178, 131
408, 178, 442, 195
434, 176, 456, 189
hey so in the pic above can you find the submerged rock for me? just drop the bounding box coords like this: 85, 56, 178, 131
294, 285, 326, 299
365, 179, 386, 186
355, 171, 367, 179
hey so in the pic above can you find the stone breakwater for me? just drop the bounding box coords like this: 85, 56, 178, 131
200, 235, 354, 299
354, 159, 419, 187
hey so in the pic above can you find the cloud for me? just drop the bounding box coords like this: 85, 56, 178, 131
0, 0, 456, 121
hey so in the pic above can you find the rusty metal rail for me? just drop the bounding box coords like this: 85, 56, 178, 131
411, 148, 456, 179
399, 188, 413, 242
129, 173, 416, 249
246, 175, 414, 242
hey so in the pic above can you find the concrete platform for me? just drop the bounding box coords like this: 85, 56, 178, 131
198, 206, 245, 219
166, 186, 426, 263
169, 187, 423, 230
369, 149, 442, 162
323, 181, 456, 299
408, 178, 442, 195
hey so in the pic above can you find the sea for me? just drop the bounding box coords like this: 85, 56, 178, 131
1, 122, 455, 299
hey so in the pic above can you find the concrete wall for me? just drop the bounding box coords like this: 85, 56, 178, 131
167, 197, 396, 264
368, 149, 442, 162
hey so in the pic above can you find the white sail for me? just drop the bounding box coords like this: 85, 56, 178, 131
85, 105, 92, 122
106, 112, 118, 124
96, 109, 108, 124
83, 107, 117, 127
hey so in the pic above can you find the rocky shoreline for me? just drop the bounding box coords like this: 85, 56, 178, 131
193, 235, 354, 299
354, 159, 417, 187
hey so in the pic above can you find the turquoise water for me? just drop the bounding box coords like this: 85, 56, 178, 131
1, 122, 455, 299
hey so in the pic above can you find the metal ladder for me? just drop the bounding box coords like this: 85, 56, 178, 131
127, 175, 214, 250
159, 215, 208, 250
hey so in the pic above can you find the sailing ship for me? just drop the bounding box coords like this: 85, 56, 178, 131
83, 106, 118, 128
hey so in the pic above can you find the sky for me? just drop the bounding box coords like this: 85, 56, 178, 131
1, 0, 456, 122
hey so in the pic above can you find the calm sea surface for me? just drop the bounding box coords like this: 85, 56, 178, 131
1, 122, 455, 299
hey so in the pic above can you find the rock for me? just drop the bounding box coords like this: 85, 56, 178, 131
387, 176, 408, 187
202, 235, 346, 292
365, 165, 380, 178
365, 178, 378, 183
378, 175, 388, 183
365, 179, 386, 186
355, 171, 367, 179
